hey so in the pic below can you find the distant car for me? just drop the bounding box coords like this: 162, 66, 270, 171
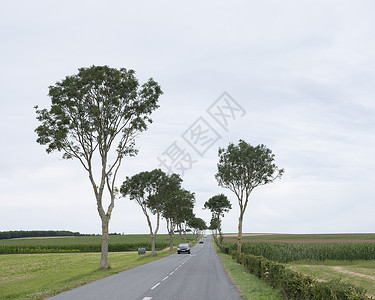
177, 243, 190, 254
199, 239, 204, 244
203, 235, 207, 238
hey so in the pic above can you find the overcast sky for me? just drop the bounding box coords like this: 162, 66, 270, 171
1, 1, 375, 235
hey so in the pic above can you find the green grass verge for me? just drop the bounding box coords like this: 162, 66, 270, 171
288, 260, 375, 298
213, 239, 283, 300
0, 250, 175, 299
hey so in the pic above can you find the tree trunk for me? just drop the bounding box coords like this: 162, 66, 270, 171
237, 212, 243, 254
147, 212, 160, 257
167, 219, 174, 250
183, 221, 187, 243
178, 224, 181, 244
217, 217, 223, 243
151, 233, 156, 256
169, 231, 174, 250
218, 224, 223, 243
101, 218, 109, 269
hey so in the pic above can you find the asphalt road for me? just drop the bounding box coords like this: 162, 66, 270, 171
48, 235, 242, 300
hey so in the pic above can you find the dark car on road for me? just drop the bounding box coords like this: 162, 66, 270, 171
199, 239, 204, 243
177, 243, 190, 254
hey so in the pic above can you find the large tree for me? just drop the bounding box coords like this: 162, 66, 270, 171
34, 66, 162, 268
215, 140, 284, 254
203, 194, 232, 243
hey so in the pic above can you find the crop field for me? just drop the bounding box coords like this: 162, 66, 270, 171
0, 234, 197, 245
222, 233, 375, 262
0, 234, 197, 254
222, 233, 375, 297
223, 233, 375, 243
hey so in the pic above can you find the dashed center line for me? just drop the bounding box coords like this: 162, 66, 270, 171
145, 257, 193, 299
150, 256, 193, 292
151, 283, 160, 290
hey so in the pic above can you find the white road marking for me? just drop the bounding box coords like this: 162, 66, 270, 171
162, 276, 168, 281
151, 283, 160, 290
169, 271, 174, 275
143, 298, 152, 300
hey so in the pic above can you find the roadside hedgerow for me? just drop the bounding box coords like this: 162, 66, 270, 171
213, 236, 372, 299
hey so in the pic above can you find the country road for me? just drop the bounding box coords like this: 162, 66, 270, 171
48, 235, 242, 300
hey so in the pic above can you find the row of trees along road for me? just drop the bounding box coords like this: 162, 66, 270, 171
34, 65, 283, 267
120, 169, 201, 256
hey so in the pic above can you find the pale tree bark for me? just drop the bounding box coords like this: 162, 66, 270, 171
97, 200, 114, 268
183, 221, 187, 243
88, 151, 117, 269
151, 234, 156, 255
144, 207, 160, 256
237, 212, 244, 254
216, 215, 223, 243
166, 218, 176, 250
236, 193, 248, 255
178, 224, 182, 244
101, 217, 110, 268
152, 213, 160, 256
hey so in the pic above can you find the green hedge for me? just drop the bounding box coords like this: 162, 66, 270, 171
219, 244, 372, 299
0, 242, 170, 254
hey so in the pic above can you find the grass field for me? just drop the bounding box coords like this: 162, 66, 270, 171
0, 234, 202, 299
0, 251, 175, 299
287, 260, 375, 297
223, 233, 375, 243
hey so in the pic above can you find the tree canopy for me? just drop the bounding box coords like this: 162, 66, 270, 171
204, 194, 231, 242
215, 139, 284, 253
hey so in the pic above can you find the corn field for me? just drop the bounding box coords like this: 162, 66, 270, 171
224, 241, 375, 263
